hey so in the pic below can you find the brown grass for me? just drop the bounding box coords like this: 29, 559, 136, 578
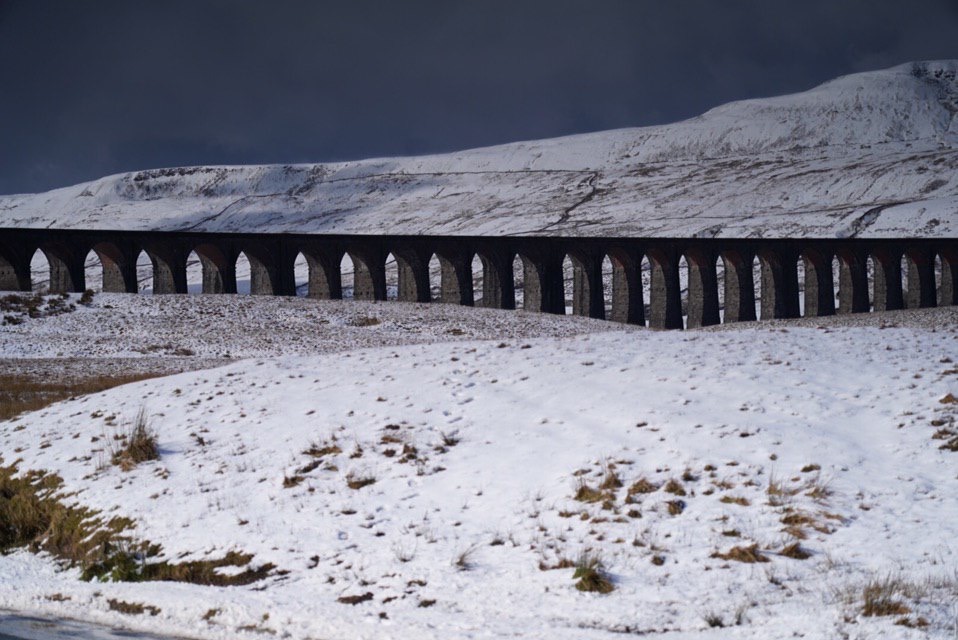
572, 552, 614, 593
779, 542, 811, 559
346, 472, 376, 490
110, 408, 159, 471
0, 460, 273, 585
861, 577, 913, 617
662, 479, 686, 496
719, 495, 750, 506
711, 544, 770, 563
627, 477, 658, 496
0, 373, 161, 422
108, 599, 160, 616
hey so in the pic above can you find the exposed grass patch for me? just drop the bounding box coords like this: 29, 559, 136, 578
108, 598, 160, 616
0, 372, 160, 422
662, 479, 686, 496
0, 460, 273, 585
627, 477, 658, 496
572, 551, 614, 593
779, 542, 811, 560
711, 544, 770, 563
346, 472, 376, 490
719, 495, 750, 506
109, 408, 159, 471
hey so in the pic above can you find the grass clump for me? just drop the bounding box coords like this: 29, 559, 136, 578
110, 409, 159, 471
0, 372, 160, 422
346, 472, 376, 490
860, 576, 913, 617
0, 460, 274, 585
572, 551, 614, 594
662, 479, 686, 496
107, 599, 160, 616
711, 544, 770, 563
627, 477, 658, 496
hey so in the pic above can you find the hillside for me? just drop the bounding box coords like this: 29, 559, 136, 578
0, 298, 956, 639
1, 61, 957, 239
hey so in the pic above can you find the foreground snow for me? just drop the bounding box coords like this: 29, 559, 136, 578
2, 61, 957, 238
1, 318, 957, 639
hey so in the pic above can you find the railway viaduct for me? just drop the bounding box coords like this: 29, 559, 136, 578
0, 228, 955, 329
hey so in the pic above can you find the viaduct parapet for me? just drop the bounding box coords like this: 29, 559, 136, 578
0, 228, 954, 329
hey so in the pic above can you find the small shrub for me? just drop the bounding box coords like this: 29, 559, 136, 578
572, 551, 614, 593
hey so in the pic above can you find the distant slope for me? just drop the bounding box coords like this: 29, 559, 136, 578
1, 60, 957, 238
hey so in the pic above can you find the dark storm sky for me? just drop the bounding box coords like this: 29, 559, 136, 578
2, 0, 958, 195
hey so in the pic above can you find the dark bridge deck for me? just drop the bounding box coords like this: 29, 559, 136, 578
1, 228, 955, 329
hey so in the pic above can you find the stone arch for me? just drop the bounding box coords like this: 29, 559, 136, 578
388, 249, 430, 303
719, 250, 755, 323
474, 250, 513, 309
684, 248, 720, 328
0, 243, 32, 292
940, 247, 958, 306
870, 248, 905, 311
346, 249, 386, 301
434, 251, 472, 305
755, 249, 799, 320
646, 246, 682, 329
834, 248, 869, 314
471, 254, 484, 306
83, 241, 137, 293
192, 242, 234, 294
798, 247, 835, 316
31, 243, 86, 293
514, 251, 563, 314
904, 247, 937, 308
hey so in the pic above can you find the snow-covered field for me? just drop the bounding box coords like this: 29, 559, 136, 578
1, 291, 957, 639
2, 60, 957, 239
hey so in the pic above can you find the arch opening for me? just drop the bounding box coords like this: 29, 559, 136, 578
715, 255, 725, 323
30, 249, 51, 293
601, 255, 614, 319
471, 254, 484, 306
428, 254, 442, 302
935, 253, 943, 305
341, 254, 355, 299
235, 252, 252, 295
752, 256, 763, 320
867, 256, 876, 311
562, 254, 574, 315
83, 250, 103, 293
186, 251, 203, 294
640, 255, 652, 326
831, 255, 842, 313
513, 254, 525, 310
678, 255, 689, 327
385, 253, 399, 301
293, 252, 309, 297
135, 250, 152, 294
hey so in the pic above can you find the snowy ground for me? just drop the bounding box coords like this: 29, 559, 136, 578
1, 291, 957, 639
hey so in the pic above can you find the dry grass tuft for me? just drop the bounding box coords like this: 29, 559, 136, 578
662, 479, 686, 496
711, 544, 770, 563
108, 599, 160, 616
346, 472, 376, 490
574, 479, 608, 504
572, 551, 614, 594
719, 495, 750, 506
627, 477, 658, 496
110, 408, 159, 471
779, 542, 811, 560
860, 576, 913, 617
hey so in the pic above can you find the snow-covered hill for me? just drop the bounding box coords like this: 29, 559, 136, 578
1, 313, 956, 639
2, 61, 957, 239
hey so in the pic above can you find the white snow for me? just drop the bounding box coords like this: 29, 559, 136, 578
1, 296, 957, 639
2, 61, 957, 238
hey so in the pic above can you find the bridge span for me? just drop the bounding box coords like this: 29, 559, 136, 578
0, 228, 954, 329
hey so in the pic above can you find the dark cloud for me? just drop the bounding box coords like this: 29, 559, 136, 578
1, 0, 957, 194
